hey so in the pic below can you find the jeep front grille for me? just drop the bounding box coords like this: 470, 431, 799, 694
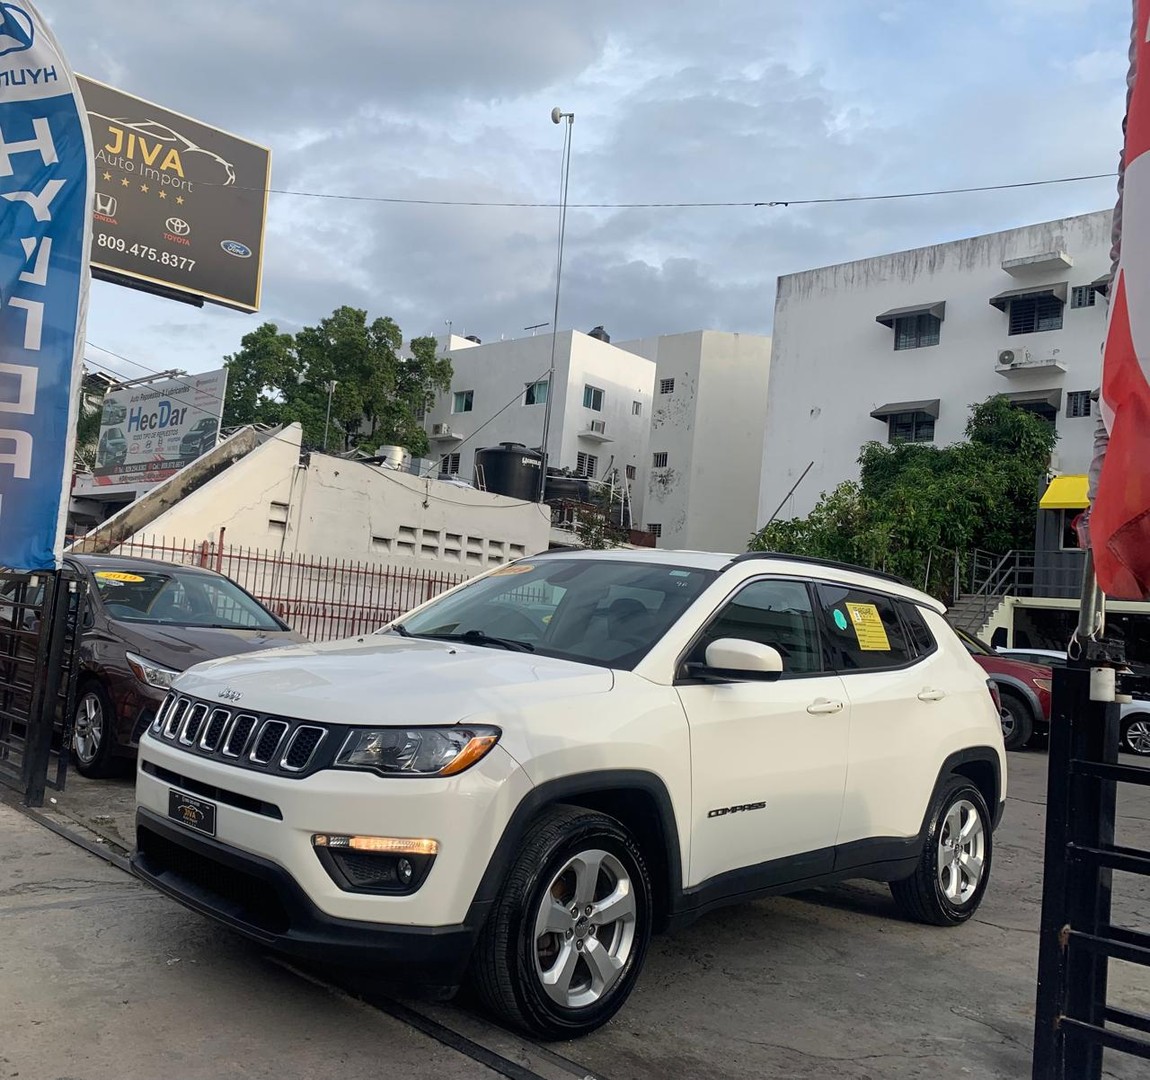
151, 695, 330, 778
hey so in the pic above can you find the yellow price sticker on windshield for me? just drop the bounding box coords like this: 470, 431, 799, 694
95, 571, 145, 583
489, 564, 534, 576
846, 602, 890, 651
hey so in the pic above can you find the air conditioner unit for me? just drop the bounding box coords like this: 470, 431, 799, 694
589, 419, 606, 434
997, 348, 1024, 367
432, 422, 450, 436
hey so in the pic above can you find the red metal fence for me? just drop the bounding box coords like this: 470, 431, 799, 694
82, 535, 468, 642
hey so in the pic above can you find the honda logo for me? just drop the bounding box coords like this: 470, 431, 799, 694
95, 192, 117, 217
165, 217, 190, 236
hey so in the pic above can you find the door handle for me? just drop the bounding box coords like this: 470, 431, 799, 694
918, 688, 947, 702
807, 698, 844, 715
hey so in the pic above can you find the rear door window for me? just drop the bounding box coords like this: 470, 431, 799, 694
816, 583, 914, 671
899, 601, 937, 658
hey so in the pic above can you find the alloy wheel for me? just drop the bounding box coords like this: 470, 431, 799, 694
936, 798, 986, 906
1125, 718, 1150, 756
73, 692, 104, 764
533, 848, 638, 1009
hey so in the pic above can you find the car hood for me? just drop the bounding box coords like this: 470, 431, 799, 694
171, 634, 614, 725
113, 621, 308, 672
972, 654, 1051, 681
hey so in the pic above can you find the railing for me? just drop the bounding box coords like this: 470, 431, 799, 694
81, 536, 468, 642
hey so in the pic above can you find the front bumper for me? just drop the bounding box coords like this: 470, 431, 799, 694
133, 809, 478, 985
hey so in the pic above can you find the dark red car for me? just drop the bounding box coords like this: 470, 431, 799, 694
954, 627, 1052, 750
67, 554, 307, 777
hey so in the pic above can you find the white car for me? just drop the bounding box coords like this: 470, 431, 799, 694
133, 551, 1007, 1038
997, 647, 1150, 756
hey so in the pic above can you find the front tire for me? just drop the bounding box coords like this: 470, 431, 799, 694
73, 682, 118, 778
890, 777, 992, 926
998, 688, 1034, 751
471, 805, 652, 1039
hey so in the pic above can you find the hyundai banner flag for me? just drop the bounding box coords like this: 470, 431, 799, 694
0, 2, 92, 569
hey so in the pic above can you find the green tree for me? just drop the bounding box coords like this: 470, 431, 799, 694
749, 396, 1059, 599
74, 372, 108, 468
221, 307, 452, 457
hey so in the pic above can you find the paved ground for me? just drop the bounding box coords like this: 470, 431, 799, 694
3, 751, 1148, 1080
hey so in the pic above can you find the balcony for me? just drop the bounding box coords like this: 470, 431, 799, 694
994, 344, 1067, 378
428, 423, 461, 441
578, 420, 613, 444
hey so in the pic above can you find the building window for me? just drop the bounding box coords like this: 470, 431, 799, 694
452, 390, 474, 413
1008, 294, 1063, 335
1061, 509, 1084, 550
583, 384, 604, 411
652, 452, 669, 468
1070, 285, 1096, 309
625, 465, 636, 480
659, 378, 675, 395
648, 523, 662, 538
524, 379, 549, 406
888, 411, 935, 443
440, 452, 461, 475
1066, 390, 1092, 419
893, 313, 941, 351
632, 400, 642, 416
575, 452, 598, 478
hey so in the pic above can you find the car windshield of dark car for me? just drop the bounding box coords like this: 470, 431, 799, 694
955, 627, 992, 656
397, 558, 717, 669
91, 569, 281, 630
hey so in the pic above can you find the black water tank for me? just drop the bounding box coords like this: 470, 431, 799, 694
475, 442, 543, 499
543, 470, 592, 503
588, 325, 610, 343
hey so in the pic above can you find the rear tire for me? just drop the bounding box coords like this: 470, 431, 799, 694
1122, 714, 1150, 756
471, 805, 652, 1039
998, 688, 1034, 751
891, 776, 992, 926
73, 682, 118, 779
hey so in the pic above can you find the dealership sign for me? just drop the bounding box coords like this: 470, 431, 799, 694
0, 2, 92, 570
77, 75, 270, 313
94, 368, 227, 487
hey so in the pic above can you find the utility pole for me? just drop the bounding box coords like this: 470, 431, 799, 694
323, 380, 338, 452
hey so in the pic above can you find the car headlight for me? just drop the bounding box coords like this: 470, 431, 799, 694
335, 726, 500, 777
1033, 678, 1053, 693
125, 651, 180, 690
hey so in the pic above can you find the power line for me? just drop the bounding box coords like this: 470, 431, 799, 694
188, 170, 1117, 210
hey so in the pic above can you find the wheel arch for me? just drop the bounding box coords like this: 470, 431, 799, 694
938, 747, 1002, 830
991, 675, 1043, 725
468, 770, 683, 933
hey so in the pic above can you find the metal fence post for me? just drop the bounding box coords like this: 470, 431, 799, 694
21, 571, 70, 807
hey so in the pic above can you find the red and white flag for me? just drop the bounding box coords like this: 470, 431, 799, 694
1092, 1, 1150, 599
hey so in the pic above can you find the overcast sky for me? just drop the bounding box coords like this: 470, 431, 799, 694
39, 0, 1131, 380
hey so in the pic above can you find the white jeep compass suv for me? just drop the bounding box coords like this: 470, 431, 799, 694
133, 551, 1007, 1038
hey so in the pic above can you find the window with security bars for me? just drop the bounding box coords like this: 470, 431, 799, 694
652, 452, 669, 468
1066, 390, 1092, 419
1008, 294, 1063, 335
440, 452, 461, 475
632, 400, 642, 415
888, 411, 935, 444
1070, 285, 1096, 309
659, 378, 675, 394
625, 465, 636, 480
575, 452, 598, 478
648, 524, 662, 538
893, 313, 941, 350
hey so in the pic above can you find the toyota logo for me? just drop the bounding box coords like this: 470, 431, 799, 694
165, 217, 191, 236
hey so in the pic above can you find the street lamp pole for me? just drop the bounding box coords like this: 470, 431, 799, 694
323, 380, 338, 451
538, 107, 574, 502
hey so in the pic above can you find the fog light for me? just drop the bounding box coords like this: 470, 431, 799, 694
397, 857, 414, 885
312, 835, 437, 894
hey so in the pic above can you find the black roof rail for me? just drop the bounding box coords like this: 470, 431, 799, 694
728, 551, 912, 588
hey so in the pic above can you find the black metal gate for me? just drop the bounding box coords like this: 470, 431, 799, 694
1033, 662, 1150, 1076
0, 568, 85, 806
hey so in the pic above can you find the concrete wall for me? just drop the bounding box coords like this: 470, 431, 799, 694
620, 331, 772, 552
113, 423, 550, 575
760, 211, 1113, 523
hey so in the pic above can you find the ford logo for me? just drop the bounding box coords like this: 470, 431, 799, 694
221, 240, 252, 259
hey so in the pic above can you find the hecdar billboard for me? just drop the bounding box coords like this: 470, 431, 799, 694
94, 369, 227, 487
77, 75, 271, 313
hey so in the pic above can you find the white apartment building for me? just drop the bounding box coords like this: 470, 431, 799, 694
618, 331, 772, 552
422, 330, 656, 519
759, 210, 1113, 526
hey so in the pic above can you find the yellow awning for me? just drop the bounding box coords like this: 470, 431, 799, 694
1039, 474, 1089, 510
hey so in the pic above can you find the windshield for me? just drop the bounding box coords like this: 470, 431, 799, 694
398, 558, 718, 669
90, 567, 283, 630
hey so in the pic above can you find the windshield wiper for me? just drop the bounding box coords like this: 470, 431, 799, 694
412, 630, 535, 653
390, 623, 412, 637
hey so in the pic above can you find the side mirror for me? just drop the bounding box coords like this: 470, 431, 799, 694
696, 638, 784, 681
